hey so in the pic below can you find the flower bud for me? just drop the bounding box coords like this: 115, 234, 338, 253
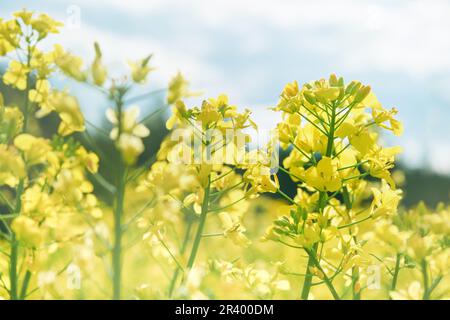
345, 81, 360, 95
129, 54, 153, 83
329, 73, 338, 86
303, 90, 316, 104
91, 42, 107, 86
354, 85, 371, 103
283, 81, 299, 97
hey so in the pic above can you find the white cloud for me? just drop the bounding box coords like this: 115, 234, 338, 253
398, 137, 426, 169
38, 0, 450, 77
3, 0, 450, 173
429, 141, 450, 173
56, 24, 221, 90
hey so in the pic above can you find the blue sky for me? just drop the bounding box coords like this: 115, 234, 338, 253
2, 0, 450, 173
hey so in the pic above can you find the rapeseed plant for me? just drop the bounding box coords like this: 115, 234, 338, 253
0, 9, 449, 301
51, 41, 191, 299
0, 10, 101, 300
260, 75, 403, 299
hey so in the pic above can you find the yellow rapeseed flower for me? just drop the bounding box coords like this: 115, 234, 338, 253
3, 60, 30, 90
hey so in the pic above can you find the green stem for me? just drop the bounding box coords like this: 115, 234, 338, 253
300, 103, 337, 300
276, 188, 299, 206
9, 233, 19, 300
278, 165, 305, 184
297, 111, 328, 136
306, 248, 341, 300
22, 42, 32, 133
333, 143, 351, 159
390, 254, 401, 292
427, 275, 443, 298
168, 218, 193, 298
19, 270, 32, 300
338, 160, 369, 171
112, 162, 125, 300
124, 88, 167, 105
211, 181, 242, 197
342, 173, 369, 182
342, 186, 352, 209
325, 104, 336, 157
9, 178, 25, 300
288, 140, 313, 164
186, 178, 211, 271
343, 187, 361, 300
211, 168, 234, 183
338, 214, 372, 230
301, 242, 318, 300
208, 196, 246, 212
202, 233, 223, 238
335, 101, 357, 129
351, 267, 361, 300
422, 259, 430, 300
112, 95, 126, 300
7, 40, 35, 301
0, 191, 15, 212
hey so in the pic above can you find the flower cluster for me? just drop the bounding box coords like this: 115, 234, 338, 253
1, 11, 84, 136
0, 10, 103, 300
133, 94, 262, 297
258, 75, 405, 299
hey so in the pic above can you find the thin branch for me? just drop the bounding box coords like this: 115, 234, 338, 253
337, 214, 373, 230
85, 119, 110, 137
0, 191, 15, 211
296, 111, 328, 136
289, 139, 313, 163
202, 232, 224, 238
122, 197, 156, 230
208, 196, 247, 213
124, 88, 167, 105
